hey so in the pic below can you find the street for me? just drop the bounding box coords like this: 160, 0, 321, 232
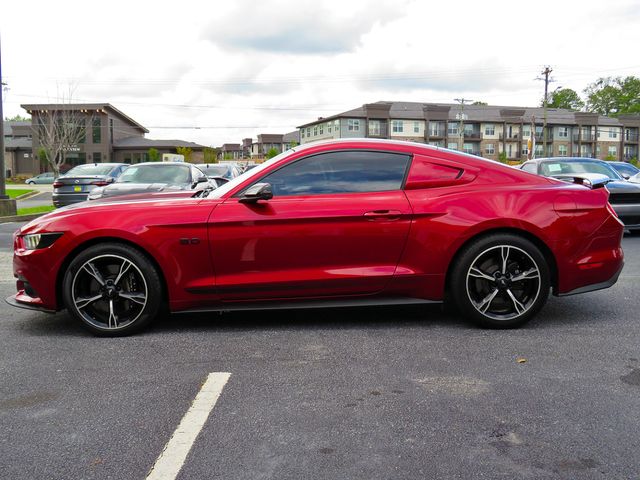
0, 229, 639, 479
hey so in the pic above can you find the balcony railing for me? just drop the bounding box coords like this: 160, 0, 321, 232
499, 133, 521, 141
428, 129, 445, 138
464, 131, 481, 140
572, 132, 595, 141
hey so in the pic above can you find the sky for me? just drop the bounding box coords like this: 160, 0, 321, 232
2, 0, 640, 147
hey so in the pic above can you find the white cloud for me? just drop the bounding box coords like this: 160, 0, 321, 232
1, 0, 639, 146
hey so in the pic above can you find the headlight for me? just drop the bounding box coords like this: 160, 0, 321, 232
21, 232, 63, 250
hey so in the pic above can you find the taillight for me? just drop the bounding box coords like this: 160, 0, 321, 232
52, 181, 62, 188
91, 181, 109, 186
606, 202, 618, 217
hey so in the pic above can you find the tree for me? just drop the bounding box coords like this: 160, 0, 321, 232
147, 147, 160, 162
175, 146, 193, 162
203, 147, 218, 164
265, 147, 279, 159
471, 101, 488, 106
5, 114, 30, 122
545, 88, 584, 111
584, 76, 640, 116
35, 108, 92, 177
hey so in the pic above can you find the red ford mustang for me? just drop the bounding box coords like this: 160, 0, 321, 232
7, 139, 624, 335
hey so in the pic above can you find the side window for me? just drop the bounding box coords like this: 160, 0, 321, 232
258, 151, 410, 197
521, 163, 538, 174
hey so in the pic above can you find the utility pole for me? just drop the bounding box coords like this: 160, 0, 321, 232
454, 97, 473, 152
536, 66, 554, 156
0, 34, 16, 215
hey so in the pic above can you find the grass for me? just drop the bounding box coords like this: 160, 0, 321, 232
16, 205, 55, 216
6, 188, 35, 199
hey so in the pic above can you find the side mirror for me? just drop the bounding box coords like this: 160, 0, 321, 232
622, 173, 630, 180
239, 183, 273, 203
192, 176, 210, 188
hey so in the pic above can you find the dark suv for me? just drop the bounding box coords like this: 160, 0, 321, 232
52, 163, 128, 207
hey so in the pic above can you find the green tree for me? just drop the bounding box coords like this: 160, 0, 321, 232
545, 88, 584, 111
4, 114, 30, 121
176, 146, 193, 162
498, 151, 508, 164
223, 153, 234, 160
265, 147, 279, 159
584, 76, 640, 116
147, 147, 160, 162
203, 147, 218, 163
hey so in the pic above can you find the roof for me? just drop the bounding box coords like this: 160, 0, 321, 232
220, 143, 242, 151
257, 134, 284, 143
4, 137, 33, 150
21, 103, 149, 133
3, 121, 31, 137
297, 101, 633, 128
113, 137, 206, 149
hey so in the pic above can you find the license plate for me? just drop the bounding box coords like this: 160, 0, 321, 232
74, 186, 81, 192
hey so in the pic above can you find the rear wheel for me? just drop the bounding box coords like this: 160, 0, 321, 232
449, 234, 550, 328
62, 243, 163, 336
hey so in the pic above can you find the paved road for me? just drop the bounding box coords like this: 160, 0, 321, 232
0, 234, 639, 479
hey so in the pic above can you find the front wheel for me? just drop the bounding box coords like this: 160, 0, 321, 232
62, 243, 163, 336
449, 234, 550, 328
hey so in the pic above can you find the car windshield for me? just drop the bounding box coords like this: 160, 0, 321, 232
207, 149, 295, 199
64, 164, 117, 176
116, 164, 191, 184
540, 160, 623, 180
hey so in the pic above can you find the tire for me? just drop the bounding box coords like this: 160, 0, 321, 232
449, 234, 550, 328
27, 181, 35, 185
62, 243, 163, 336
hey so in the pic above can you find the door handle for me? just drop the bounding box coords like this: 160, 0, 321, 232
363, 210, 402, 221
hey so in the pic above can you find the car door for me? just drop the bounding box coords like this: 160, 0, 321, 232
209, 150, 413, 301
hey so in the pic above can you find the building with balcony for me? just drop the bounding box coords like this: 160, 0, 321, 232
20, 103, 206, 174
298, 101, 640, 162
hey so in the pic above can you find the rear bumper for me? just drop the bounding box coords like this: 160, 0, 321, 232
557, 261, 624, 296
52, 192, 89, 207
611, 203, 640, 230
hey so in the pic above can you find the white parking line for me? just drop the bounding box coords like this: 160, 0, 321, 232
146, 372, 231, 480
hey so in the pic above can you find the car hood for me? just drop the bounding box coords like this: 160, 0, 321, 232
605, 179, 640, 193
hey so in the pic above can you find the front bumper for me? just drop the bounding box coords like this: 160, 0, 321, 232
5, 294, 56, 314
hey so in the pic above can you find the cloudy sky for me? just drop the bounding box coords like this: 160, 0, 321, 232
2, 0, 640, 146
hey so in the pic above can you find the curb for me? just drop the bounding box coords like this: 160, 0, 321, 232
15, 190, 42, 201
0, 213, 47, 223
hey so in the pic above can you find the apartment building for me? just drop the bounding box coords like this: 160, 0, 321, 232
249, 131, 300, 159
3, 121, 34, 176
298, 101, 640, 162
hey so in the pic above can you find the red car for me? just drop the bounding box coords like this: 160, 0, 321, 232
7, 139, 624, 335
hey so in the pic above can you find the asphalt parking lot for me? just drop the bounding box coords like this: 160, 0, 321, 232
0, 223, 639, 479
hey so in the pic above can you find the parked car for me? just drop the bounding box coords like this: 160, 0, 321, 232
52, 163, 129, 207
87, 162, 214, 201
518, 157, 640, 231
629, 172, 640, 184
8, 140, 624, 335
198, 163, 241, 180
608, 161, 640, 180
25, 172, 55, 184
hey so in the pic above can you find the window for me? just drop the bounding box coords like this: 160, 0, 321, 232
335, 120, 340, 130
257, 151, 410, 196
307, 128, 311, 137
447, 142, 458, 150
485, 144, 495, 155
447, 124, 459, 135
369, 120, 380, 136
609, 128, 618, 139
558, 127, 569, 138
314, 126, 318, 136
347, 119, 360, 131
429, 122, 443, 136
93, 152, 101, 162
463, 143, 474, 154
484, 124, 495, 136
608, 146, 617, 157
521, 163, 538, 174
301, 130, 305, 138
413, 121, 420, 133
521, 145, 528, 155
522, 125, 531, 138
392, 120, 404, 133
558, 145, 568, 157
319, 124, 324, 135
92, 117, 101, 144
